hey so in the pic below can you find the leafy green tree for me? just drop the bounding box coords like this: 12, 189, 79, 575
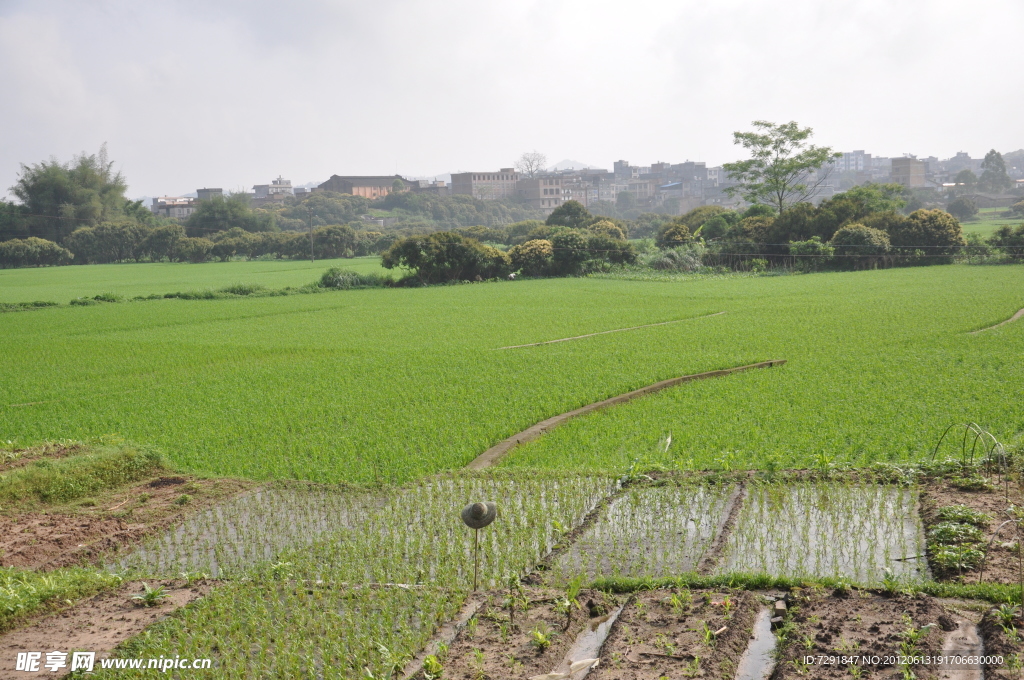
64, 221, 149, 263
953, 169, 978, 194
988, 224, 1024, 259
700, 215, 730, 240
313, 225, 357, 259
946, 196, 978, 221
788, 236, 835, 270
546, 200, 593, 229
12, 145, 130, 242
381, 232, 509, 283
0, 200, 29, 241
178, 237, 214, 263
656, 222, 691, 249
587, 219, 626, 240
979, 150, 1013, 193
0, 237, 74, 268
616, 191, 636, 211
143, 224, 187, 261
722, 120, 841, 214
550, 229, 590, 275
888, 209, 966, 259
392, 179, 405, 193
829, 224, 890, 268
1011, 200, 1024, 217
185, 194, 277, 237
508, 239, 554, 276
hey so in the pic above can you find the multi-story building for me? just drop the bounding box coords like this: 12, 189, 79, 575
450, 169, 518, 200
834, 150, 872, 173
891, 157, 927, 188
150, 196, 196, 220
196, 187, 223, 202
317, 175, 408, 199
516, 176, 564, 214
253, 177, 293, 200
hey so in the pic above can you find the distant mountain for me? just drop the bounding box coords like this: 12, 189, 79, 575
549, 159, 600, 171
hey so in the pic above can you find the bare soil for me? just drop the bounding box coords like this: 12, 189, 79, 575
0, 443, 85, 473
429, 586, 621, 679
919, 474, 1024, 584
587, 588, 759, 680
977, 606, 1024, 678
0, 476, 251, 569
0, 579, 214, 679
773, 588, 1000, 679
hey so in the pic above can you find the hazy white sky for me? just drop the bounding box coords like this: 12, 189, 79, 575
1, 0, 1021, 199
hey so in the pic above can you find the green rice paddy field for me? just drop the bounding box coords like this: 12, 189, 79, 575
0, 256, 392, 304
2, 263, 1023, 484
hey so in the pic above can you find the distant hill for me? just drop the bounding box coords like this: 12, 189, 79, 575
549, 159, 601, 171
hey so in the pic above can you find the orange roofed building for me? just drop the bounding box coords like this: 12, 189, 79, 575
317, 175, 408, 199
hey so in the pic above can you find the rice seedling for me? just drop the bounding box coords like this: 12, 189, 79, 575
3, 267, 1024, 484
550, 481, 734, 583
717, 481, 927, 584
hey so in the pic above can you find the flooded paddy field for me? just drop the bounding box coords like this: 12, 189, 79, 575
716, 482, 928, 584
548, 481, 737, 583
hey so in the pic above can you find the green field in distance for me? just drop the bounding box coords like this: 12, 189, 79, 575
1, 265, 1022, 484
0, 256, 394, 304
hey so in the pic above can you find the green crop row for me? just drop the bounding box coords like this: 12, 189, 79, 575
1, 264, 1023, 485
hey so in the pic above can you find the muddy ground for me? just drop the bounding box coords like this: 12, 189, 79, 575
919, 473, 1024, 584
772, 587, 1019, 679
588, 588, 758, 680
0, 475, 250, 569
0, 579, 214, 680
429, 586, 621, 679
428, 587, 758, 680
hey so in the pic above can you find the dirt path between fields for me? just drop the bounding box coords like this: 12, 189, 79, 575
0, 580, 214, 679
970, 307, 1024, 334
493, 311, 726, 350
466, 360, 787, 469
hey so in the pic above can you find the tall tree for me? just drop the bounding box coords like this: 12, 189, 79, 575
723, 121, 841, 214
11, 144, 129, 242
979, 149, 1012, 193
515, 151, 547, 179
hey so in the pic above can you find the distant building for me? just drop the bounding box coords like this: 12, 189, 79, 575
834, 150, 872, 173
150, 196, 196, 220
253, 176, 293, 200
891, 157, 927, 188
196, 188, 223, 202
450, 169, 519, 200
405, 179, 449, 196
317, 175, 407, 199
516, 176, 564, 214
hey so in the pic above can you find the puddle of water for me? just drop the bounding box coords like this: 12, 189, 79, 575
734, 607, 776, 680
717, 483, 927, 584
938, 621, 983, 680
550, 483, 734, 583
550, 604, 624, 677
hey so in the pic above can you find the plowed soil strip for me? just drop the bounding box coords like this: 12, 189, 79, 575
466, 359, 786, 469
0, 580, 214, 679
970, 307, 1024, 334
493, 311, 726, 350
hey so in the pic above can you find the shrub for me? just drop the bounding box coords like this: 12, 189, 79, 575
888, 209, 965, 260
0, 237, 74, 268
318, 268, 391, 289
829, 224, 890, 268
788, 236, 835, 270
936, 505, 991, 527
656, 222, 691, 249
508, 239, 554, 276
177, 237, 214, 263
946, 196, 979, 221
550, 229, 590, 275
381, 232, 509, 283
988, 224, 1024, 259
1011, 200, 1024, 217
219, 283, 266, 296
588, 219, 626, 240
699, 215, 730, 240
646, 243, 705, 271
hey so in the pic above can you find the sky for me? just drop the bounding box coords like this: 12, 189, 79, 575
1, 0, 1022, 200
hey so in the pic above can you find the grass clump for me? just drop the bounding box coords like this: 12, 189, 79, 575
0, 567, 123, 633
319, 267, 392, 289
0, 444, 165, 507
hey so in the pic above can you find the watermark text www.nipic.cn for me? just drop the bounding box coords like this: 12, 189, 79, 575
15, 651, 213, 673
